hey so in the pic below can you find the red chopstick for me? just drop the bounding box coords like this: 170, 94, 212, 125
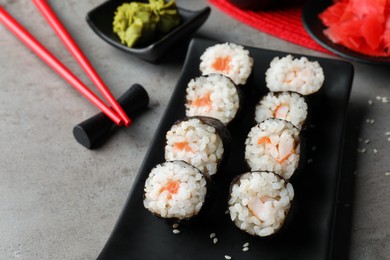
0, 6, 123, 126
32, 0, 131, 127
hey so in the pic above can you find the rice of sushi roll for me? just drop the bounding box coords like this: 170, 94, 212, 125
228, 171, 294, 237
143, 161, 208, 220
245, 118, 300, 179
265, 55, 324, 95
165, 117, 230, 178
255, 91, 308, 130
199, 42, 254, 85
185, 74, 241, 125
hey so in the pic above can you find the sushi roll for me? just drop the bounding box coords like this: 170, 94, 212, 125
228, 171, 294, 237
165, 116, 230, 178
185, 74, 241, 125
255, 91, 308, 130
245, 118, 300, 179
143, 161, 208, 221
200, 42, 254, 85
265, 55, 324, 95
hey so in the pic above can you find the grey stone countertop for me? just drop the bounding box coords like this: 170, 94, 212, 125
1, 0, 389, 259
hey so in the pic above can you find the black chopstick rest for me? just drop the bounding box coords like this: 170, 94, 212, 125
73, 84, 149, 149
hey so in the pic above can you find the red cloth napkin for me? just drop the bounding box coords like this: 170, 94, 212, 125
208, 0, 331, 54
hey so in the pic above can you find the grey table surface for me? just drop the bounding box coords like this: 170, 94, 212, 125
1, 0, 389, 259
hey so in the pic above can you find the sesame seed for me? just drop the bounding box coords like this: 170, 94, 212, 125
210, 233, 216, 239
225, 210, 229, 215
368, 99, 373, 105
243, 242, 249, 247
373, 149, 378, 154
365, 119, 370, 123
243, 247, 249, 252
385, 172, 390, 176
172, 223, 179, 229
224, 255, 232, 260
357, 148, 366, 153
364, 139, 370, 144
388, 137, 390, 142
213, 238, 218, 244
386, 132, 390, 136
307, 159, 313, 164
172, 229, 180, 234
376, 96, 382, 100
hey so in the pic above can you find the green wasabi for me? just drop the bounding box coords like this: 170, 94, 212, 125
113, 0, 180, 48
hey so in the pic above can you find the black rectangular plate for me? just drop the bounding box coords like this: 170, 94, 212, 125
97, 38, 354, 260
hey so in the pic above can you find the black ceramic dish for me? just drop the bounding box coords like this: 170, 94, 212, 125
86, 0, 210, 62
303, 0, 390, 65
97, 38, 354, 260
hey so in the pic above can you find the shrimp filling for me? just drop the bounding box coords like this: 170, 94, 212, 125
265, 54, 324, 95
273, 104, 290, 119
228, 171, 294, 237
257, 132, 296, 164
255, 91, 308, 130
245, 119, 300, 179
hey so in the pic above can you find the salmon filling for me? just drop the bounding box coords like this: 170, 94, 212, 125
191, 92, 212, 108
212, 56, 232, 72
160, 180, 180, 199
173, 141, 192, 152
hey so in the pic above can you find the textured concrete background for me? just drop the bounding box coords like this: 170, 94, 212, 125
0, 0, 389, 259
